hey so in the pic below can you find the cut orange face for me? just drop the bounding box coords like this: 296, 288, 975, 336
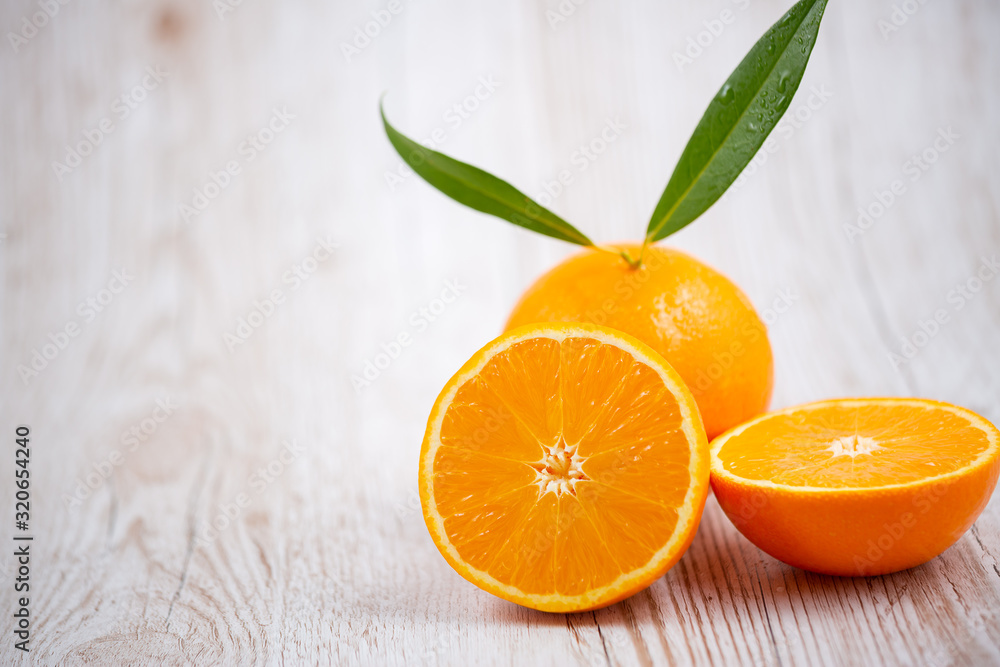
420, 323, 709, 612
711, 398, 1000, 576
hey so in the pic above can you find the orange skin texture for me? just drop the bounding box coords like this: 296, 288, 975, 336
711, 462, 1000, 576
710, 399, 1000, 576
505, 244, 774, 439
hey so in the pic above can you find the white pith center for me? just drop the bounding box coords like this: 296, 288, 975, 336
826, 434, 881, 458
530, 439, 590, 497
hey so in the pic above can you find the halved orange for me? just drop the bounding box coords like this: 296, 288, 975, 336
711, 398, 1000, 576
419, 323, 709, 612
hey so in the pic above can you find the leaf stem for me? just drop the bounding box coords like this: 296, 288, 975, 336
596, 244, 645, 269
617, 247, 643, 270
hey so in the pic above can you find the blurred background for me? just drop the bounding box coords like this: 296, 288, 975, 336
1, 0, 999, 664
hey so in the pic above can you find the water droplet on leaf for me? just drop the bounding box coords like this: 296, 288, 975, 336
777, 70, 791, 93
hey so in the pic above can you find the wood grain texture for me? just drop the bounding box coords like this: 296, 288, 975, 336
1, 0, 999, 664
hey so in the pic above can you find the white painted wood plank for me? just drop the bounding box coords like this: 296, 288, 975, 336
0, 0, 997, 665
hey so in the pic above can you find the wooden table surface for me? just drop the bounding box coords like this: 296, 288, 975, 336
2, 0, 999, 664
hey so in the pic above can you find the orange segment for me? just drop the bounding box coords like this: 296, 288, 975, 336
478, 338, 563, 448
585, 446, 692, 507
575, 483, 681, 572
420, 323, 709, 612
439, 378, 543, 461
550, 494, 624, 595
711, 398, 1000, 576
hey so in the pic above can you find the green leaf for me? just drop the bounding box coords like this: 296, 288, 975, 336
380, 101, 593, 247
645, 0, 829, 243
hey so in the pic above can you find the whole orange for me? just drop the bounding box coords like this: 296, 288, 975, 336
504, 244, 773, 439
